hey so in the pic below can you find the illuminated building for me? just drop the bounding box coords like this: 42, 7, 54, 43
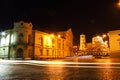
92, 35, 109, 54
108, 30, 120, 53
0, 21, 73, 59
79, 34, 86, 50
78, 34, 109, 56
73, 46, 79, 56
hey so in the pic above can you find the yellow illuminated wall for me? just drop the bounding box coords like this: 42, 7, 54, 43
43, 36, 52, 48
108, 30, 120, 52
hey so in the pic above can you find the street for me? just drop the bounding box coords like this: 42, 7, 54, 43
1, 58, 120, 80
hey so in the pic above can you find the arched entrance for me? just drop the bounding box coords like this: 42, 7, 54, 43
17, 48, 23, 58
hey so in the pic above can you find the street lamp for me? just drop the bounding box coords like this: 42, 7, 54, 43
102, 34, 107, 38
57, 34, 61, 58
58, 34, 61, 38
1, 32, 6, 36
51, 34, 54, 38
117, 0, 120, 7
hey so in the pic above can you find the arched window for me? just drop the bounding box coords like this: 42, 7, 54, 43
28, 35, 31, 44
39, 37, 43, 46
18, 33, 24, 43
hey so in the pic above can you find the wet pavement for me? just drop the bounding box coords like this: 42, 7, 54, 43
0, 58, 120, 80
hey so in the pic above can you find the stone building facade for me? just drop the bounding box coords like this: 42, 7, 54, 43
0, 21, 73, 59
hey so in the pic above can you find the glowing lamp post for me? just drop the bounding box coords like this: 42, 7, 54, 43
118, 0, 120, 7
58, 34, 61, 38
102, 34, 107, 38
51, 34, 54, 38
57, 34, 61, 58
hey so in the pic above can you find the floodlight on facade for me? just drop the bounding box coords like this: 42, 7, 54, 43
102, 34, 107, 38
51, 34, 54, 38
1, 32, 6, 36
58, 34, 61, 38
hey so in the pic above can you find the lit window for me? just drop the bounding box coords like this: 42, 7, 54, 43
39, 37, 43, 46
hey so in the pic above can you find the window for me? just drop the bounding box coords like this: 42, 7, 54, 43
58, 39, 61, 49
81, 35, 85, 38
28, 49, 32, 58
17, 48, 23, 58
58, 51, 60, 56
39, 37, 43, 46
52, 50, 54, 56
28, 35, 31, 44
52, 39, 55, 48
62, 40, 64, 49
52, 39, 54, 44
21, 22, 23, 25
40, 49, 43, 56
63, 51, 64, 56
18, 33, 24, 43
46, 50, 49, 56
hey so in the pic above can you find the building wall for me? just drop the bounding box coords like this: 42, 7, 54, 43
34, 30, 53, 59
0, 21, 73, 59
0, 21, 34, 59
34, 30, 68, 59
108, 30, 120, 53
51, 28, 73, 57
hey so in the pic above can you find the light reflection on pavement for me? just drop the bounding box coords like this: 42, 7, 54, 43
1, 59, 120, 80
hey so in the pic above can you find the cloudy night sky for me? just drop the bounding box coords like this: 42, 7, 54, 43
0, 0, 120, 45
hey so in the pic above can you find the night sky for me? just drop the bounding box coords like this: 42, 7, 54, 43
0, 0, 120, 45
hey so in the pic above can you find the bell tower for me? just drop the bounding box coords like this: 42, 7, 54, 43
79, 34, 86, 50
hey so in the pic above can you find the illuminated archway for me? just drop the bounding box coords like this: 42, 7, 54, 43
17, 48, 23, 58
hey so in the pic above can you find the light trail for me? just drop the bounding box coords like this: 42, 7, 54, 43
1, 60, 120, 68
1, 60, 120, 65
4, 62, 120, 69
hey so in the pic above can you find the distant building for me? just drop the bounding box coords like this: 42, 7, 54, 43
73, 46, 79, 56
79, 34, 86, 50
91, 35, 109, 55
0, 21, 73, 59
108, 30, 120, 53
79, 34, 109, 56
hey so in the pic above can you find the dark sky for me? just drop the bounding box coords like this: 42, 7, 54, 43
0, 0, 120, 45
